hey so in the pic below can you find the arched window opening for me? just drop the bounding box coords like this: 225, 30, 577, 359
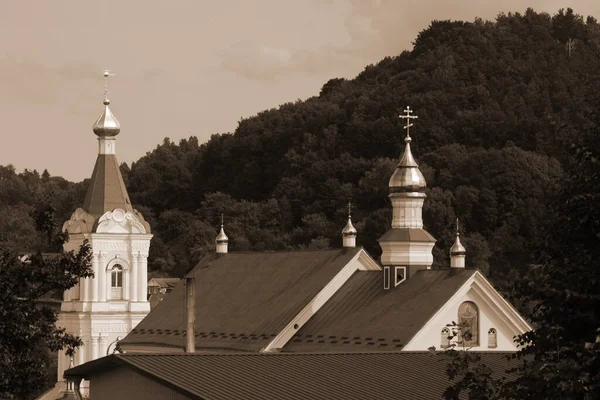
111, 264, 123, 300
488, 328, 497, 348
441, 327, 451, 349
458, 301, 479, 346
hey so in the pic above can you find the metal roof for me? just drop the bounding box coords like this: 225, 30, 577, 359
378, 228, 436, 243
121, 248, 362, 351
65, 352, 518, 400
82, 154, 133, 220
284, 268, 476, 351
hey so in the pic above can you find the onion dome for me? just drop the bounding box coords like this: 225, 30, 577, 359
342, 215, 357, 237
389, 135, 427, 192
216, 214, 228, 244
450, 219, 466, 256
93, 98, 121, 137
216, 225, 229, 243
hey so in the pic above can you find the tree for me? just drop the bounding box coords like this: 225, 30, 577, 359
443, 86, 600, 399
0, 233, 92, 399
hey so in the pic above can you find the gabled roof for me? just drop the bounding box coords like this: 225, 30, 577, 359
65, 352, 519, 400
148, 278, 181, 289
121, 248, 362, 351
82, 154, 133, 219
284, 269, 476, 352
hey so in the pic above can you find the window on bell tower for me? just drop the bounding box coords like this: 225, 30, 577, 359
111, 264, 123, 300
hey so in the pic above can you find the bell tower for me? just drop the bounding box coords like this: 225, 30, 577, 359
379, 106, 436, 288
55, 70, 153, 387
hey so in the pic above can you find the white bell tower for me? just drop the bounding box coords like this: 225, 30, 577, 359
55, 71, 152, 390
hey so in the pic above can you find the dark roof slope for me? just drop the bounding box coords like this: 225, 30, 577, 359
121, 248, 361, 351
284, 268, 476, 351
65, 352, 518, 400
82, 154, 133, 219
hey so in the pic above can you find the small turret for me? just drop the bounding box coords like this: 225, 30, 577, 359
450, 218, 466, 268
342, 202, 357, 248
216, 214, 229, 254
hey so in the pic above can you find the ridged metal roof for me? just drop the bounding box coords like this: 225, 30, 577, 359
65, 352, 518, 399
121, 248, 362, 351
284, 269, 475, 352
82, 154, 133, 219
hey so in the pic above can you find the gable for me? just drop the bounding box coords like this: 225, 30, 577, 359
121, 248, 364, 352
403, 271, 532, 351
283, 269, 475, 352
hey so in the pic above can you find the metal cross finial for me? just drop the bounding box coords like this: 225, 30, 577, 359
399, 106, 419, 138
220, 213, 224, 227
456, 217, 460, 235
348, 201, 352, 218
103, 68, 115, 101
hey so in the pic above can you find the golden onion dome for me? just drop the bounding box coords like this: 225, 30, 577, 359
216, 225, 229, 243
342, 216, 357, 236
93, 99, 121, 137
389, 136, 427, 191
450, 232, 466, 255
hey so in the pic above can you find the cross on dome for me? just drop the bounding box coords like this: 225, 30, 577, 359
456, 217, 460, 235
103, 68, 115, 104
347, 201, 352, 218
399, 106, 419, 139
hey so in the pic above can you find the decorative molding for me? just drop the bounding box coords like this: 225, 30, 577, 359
106, 256, 131, 271
96, 208, 147, 234
91, 324, 130, 333
62, 208, 95, 234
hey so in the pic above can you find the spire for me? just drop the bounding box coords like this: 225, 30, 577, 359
93, 69, 120, 138
81, 70, 138, 227
216, 213, 229, 254
342, 201, 357, 248
389, 106, 426, 191
450, 218, 466, 268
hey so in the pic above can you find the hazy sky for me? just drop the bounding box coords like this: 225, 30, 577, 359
1, 0, 597, 181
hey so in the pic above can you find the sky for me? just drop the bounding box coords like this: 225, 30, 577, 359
1, 0, 598, 181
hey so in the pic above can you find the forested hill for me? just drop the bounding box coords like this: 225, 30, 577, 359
2, 8, 599, 282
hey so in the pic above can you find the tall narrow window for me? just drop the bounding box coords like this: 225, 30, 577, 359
441, 328, 451, 349
488, 328, 497, 348
383, 267, 390, 290
111, 264, 123, 300
458, 301, 479, 346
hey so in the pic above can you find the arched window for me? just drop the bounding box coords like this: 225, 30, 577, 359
111, 264, 123, 300
488, 328, 497, 348
458, 301, 479, 346
441, 327, 451, 349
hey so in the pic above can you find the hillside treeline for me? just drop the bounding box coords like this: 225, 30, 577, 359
1, 8, 599, 284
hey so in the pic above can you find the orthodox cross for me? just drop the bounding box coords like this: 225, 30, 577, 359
456, 217, 460, 235
399, 106, 418, 138
220, 213, 224, 227
348, 201, 352, 218
103, 68, 115, 101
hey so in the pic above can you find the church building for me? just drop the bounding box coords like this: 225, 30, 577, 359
42, 73, 153, 399
50, 75, 532, 399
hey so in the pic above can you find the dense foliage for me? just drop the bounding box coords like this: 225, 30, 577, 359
0, 203, 92, 399
4, 9, 600, 281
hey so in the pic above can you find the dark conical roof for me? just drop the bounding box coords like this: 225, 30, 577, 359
82, 154, 133, 219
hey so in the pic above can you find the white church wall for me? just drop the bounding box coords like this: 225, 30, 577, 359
403, 272, 532, 352
403, 287, 520, 351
